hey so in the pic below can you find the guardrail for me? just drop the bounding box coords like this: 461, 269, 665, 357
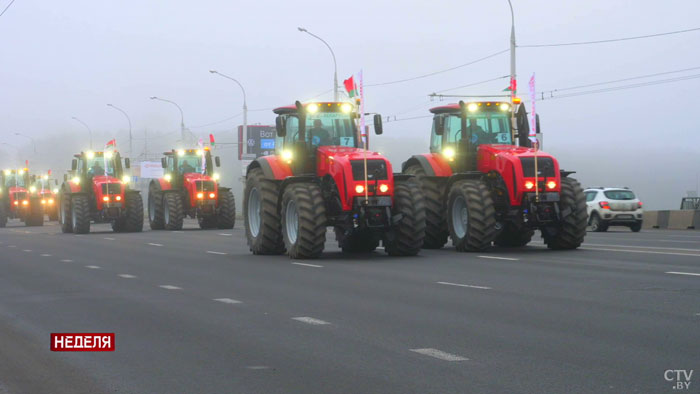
643, 210, 700, 230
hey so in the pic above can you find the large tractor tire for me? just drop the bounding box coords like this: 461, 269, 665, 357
216, 189, 236, 229
25, 198, 44, 227
70, 194, 91, 234
0, 204, 7, 228
148, 184, 165, 230
163, 192, 184, 231
243, 168, 285, 255
59, 192, 73, 233
404, 165, 448, 249
280, 183, 326, 259
494, 223, 534, 247
446, 179, 497, 252
543, 177, 587, 250
113, 191, 144, 232
339, 229, 379, 253
385, 178, 426, 256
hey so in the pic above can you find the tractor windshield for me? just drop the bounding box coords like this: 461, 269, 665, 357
433, 113, 512, 151
177, 154, 203, 174
4, 173, 27, 188
284, 113, 357, 148
86, 156, 116, 177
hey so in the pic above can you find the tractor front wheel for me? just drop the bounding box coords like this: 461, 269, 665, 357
243, 168, 285, 255
281, 183, 326, 259
163, 192, 184, 231
447, 179, 497, 252
385, 178, 426, 256
0, 204, 7, 228
114, 192, 144, 232
70, 194, 91, 234
216, 189, 236, 229
148, 185, 165, 230
404, 165, 448, 249
543, 177, 587, 250
59, 192, 73, 233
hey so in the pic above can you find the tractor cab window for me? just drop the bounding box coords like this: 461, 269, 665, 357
281, 113, 357, 148
86, 156, 115, 177
441, 113, 513, 148
4, 173, 26, 188
177, 155, 203, 174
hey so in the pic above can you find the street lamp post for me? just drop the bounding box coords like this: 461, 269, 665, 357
209, 70, 247, 144
0, 142, 19, 165
72, 117, 93, 149
297, 27, 338, 101
150, 97, 186, 145
14, 133, 36, 154
507, 0, 516, 100
107, 104, 133, 158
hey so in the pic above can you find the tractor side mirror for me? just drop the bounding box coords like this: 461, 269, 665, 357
215, 156, 221, 167
433, 115, 445, 136
71, 159, 77, 171
373, 114, 383, 135
63, 174, 68, 182
536, 114, 541, 134
124, 158, 130, 169
275, 116, 287, 137
161, 158, 167, 168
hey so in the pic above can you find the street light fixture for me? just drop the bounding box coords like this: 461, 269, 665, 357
107, 104, 133, 157
297, 27, 339, 101
150, 96, 187, 145
14, 133, 36, 154
209, 70, 248, 143
72, 117, 93, 149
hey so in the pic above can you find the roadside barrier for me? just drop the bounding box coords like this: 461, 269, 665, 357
642, 210, 699, 230
642, 211, 658, 229
668, 210, 696, 230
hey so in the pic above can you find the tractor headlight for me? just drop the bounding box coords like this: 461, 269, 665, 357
212, 173, 220, 181
52, 188, 59, 194
3, 169, 10, 175
355, 185, 365, 194
29, 186, 37, 193
281, 150, 293, 163
499, 103, 510, 111
104, 151, 113, 159
196, 192, 204, 199
86, 151, 95, 159
177, 149, 185, 156
43, 175, 49, 180
41, 199, 46, 205
195, 149, 202, 155
122, 175, 131, 183
22, 200, 29, 206
467, 103, 479, 112
340, 103, 352, 113
379, 184, 389, 193
72, 177, 80, 185
306, 103, 319, 114
442, 147, 456, 161
48, 198, 54, 204
164, 174, 172, 182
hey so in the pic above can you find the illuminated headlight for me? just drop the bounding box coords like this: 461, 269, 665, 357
524, 181, 535, 190
104, 151, 113, 159
86, 151, 95, 159
103, 196, 110, 202
48, 198, 54, 204
72, 177, 81, 184
340, 103, 352, 113
306, 103, 319, 113
52, 188, 59, 194
43, 175, 49, 180
122, 175, 131, 183
355, 185, 365, 194
195, 149, 202, 155
467, 103, 478, 112
29, 186, 37, 193
442, 147, 456, 161
212, 173, 220, 180
379, 184, 389, 193
115, 195, 122, 201
547, 181, 557, 189
18, 169, 24, 175
13, 201, 18, 205
208, 192, 216, 199
499, 103, 510, 111
164, 174, 172, 182
196, 192, 204, 199
281, 150, 293, 163
3, 170, 10, 175
22, 200, 29, 206
177, 149, 185, 156
41, 199, 46, 204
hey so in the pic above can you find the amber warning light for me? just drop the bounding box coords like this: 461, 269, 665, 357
51, 333, 115, 351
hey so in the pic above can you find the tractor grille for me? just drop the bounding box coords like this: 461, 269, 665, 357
520, 157, 555, 178
351, 160, 388, 181
14, 192, 27, 200
195, 180, 216, 192
102, 183, 122, 194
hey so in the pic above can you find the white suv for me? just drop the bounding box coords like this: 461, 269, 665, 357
584, 187, 643, 232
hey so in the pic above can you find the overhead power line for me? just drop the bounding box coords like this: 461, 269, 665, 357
0, 0, 16, 18
521, 27, 700, 48
432, 75, 509, 94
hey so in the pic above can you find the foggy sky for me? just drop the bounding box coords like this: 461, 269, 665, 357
1, 0, 699, 209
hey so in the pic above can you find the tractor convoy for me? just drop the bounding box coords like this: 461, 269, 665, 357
3, 97, 586, 259
148, 148, 235, 231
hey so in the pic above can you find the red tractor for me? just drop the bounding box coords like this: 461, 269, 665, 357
32, 173, 60, 221
58, 150, 143, 234
402, 100, 587, 251
0, 168, 44, 227
243, 101, 425, 259
148, 148, 235, 230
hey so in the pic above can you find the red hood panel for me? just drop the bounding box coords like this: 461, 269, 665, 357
9, 186, 27, 193
317, 146, 384, 161
183, 173, 213, 182
93, 175, 121, 184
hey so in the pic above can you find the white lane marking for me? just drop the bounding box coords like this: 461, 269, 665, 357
22, 249, 32, 252
292, 317, 330, 325
147, 243, 163, 247
159, 285, 182, 290
7, 245, 16, 248
535, 241, 700, 253
206, 251, 227, 255
292, 262, 323, 268
437, 281, 491, 290
665, 271, 700, 277
118, 274, 136, 279
104, 237, 115, 241
213, 298, 242, 304
85, 265, 100, 269
410, 348, 468, 361
218, 233, 233, 236
246, 366, 270, 370
60, 259, 73, 263
40, 254, 52, 257
171, 231, 183, 233
579, 246, 700, 257
477, 255, 519, 261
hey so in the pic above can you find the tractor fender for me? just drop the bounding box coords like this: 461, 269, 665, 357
153, 178, 172, 191
445, 172, 486, 192
392, 173, 416, 182
560, 170, 576, 178
402, 154, 453, 177
62, 181, 82, 194
247, 156, 293, 180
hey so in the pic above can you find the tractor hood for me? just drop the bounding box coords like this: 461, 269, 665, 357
93, 175, 122, 186
9, 186, 27, 194
183, 173, 214, 183
478, 145, 559, 167
316, 146, 386, 161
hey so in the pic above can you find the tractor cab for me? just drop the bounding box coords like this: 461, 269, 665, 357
31, 174, 60, 220
160, 148, 220, 188
0, 168, 44, 226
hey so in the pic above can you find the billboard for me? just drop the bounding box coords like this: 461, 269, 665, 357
238, 125, 276, 159
140, 161, 164, 179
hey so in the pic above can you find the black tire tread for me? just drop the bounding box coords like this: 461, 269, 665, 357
543, 177, 587, 250
405, 165, 448, 249
71, 194, 91, 234
281, 183, 326, 259
148, 183, 165, 230
385, 178, 426, 256
163, 192, 184, 231
244, 168, 285, 254
216, 189, 236, 229
447, 179, 497, 252
59, 191, 72, 233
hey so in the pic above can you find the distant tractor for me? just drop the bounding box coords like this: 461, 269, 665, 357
402, 100, 587, 251
32, 174, 60, 221
148, 148, 235, 231
58, 150, 143, 234
0, 168, 44, 227
243, 101, 425, 259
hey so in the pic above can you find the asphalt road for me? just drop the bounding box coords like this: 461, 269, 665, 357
0, 220, 698, 394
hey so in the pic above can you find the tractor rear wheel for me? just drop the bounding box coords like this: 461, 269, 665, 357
447, 179, 497, 252
114, 192, 144, 232
0, 204, 7, 228
494, 223, 534, 247
244, 168, 285, 255
59, 192, 73, 233
148, 184, 165, 230
216, 189, 236, 229
70, 194, 91, 234
163, 192, 184, 231
385, 178, 426, 256
281, 183, 326, 259
543, 177, 587, 250
25, 198, 44, 226
339, 229, 379, 253
404, 165, 448, 249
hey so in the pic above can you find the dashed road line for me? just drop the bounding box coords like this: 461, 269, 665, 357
40, 254, 52, 257
147, 243, 163, 247
246, 366, 270, 370
213, 298, 242, 304
477, 255, 519, 261
292, 317, 330, 325
60, 259, 73, 263
22, 249, 32, 252
437, 281, 491, 290
206, 251, 227, 255
85, 265, 101, 269
7, 245, 16, 248
118, 274, 137, 279
159, 285, 182, 290
665, 271, 700, 277
410, 348, 468, 361
104, 237, 115, 241
292, 262, 323, 268
218, 233, 233, 236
